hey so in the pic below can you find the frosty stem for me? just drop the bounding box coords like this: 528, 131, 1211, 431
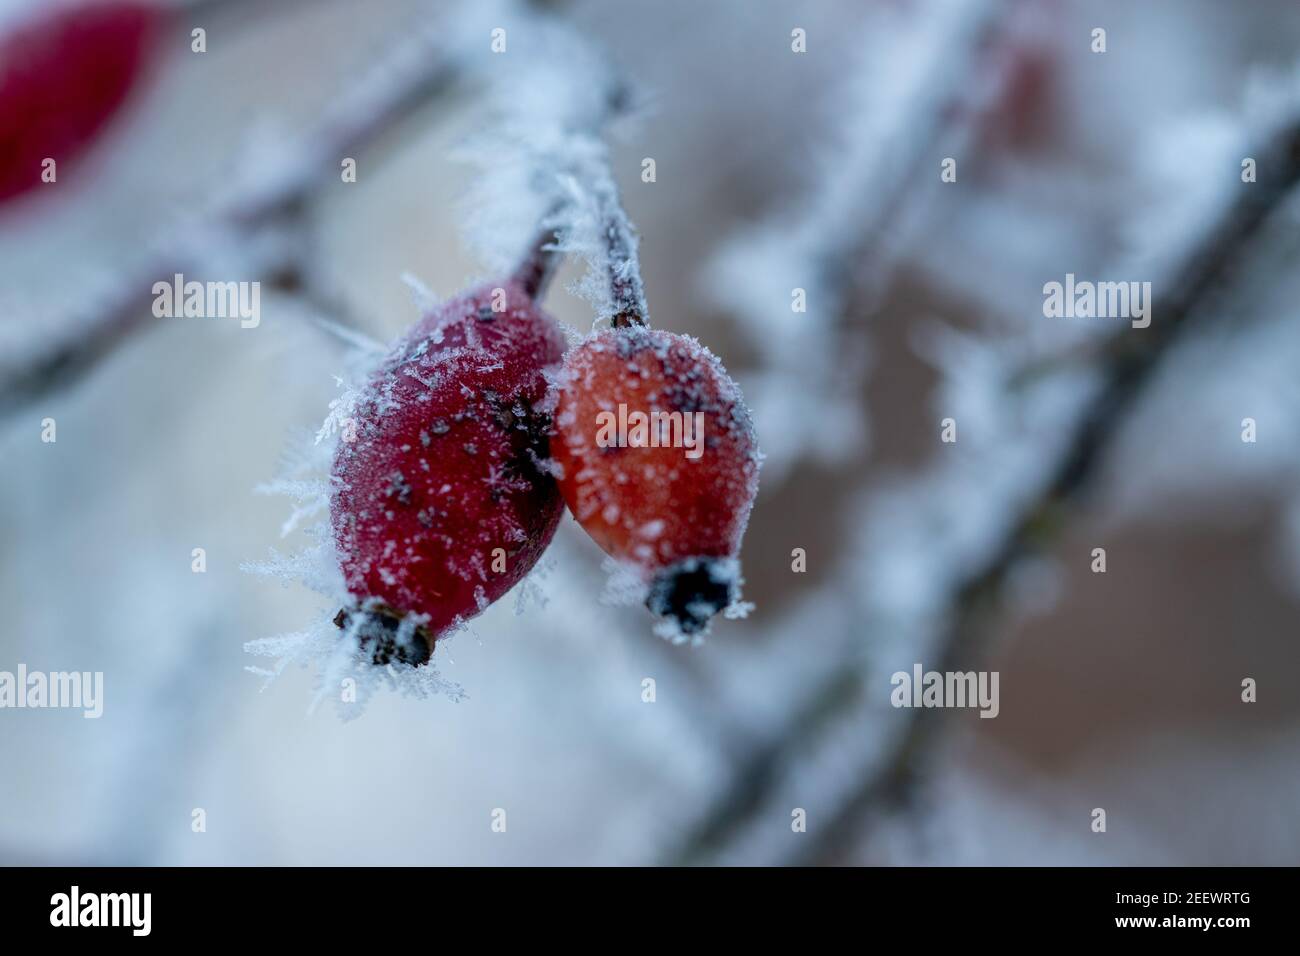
512, 174, 647, 328
598, 174, 648, 329
513, 221, 563, 300
510, 98, 647, 327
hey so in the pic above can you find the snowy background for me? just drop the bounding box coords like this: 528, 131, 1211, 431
2, 0, 1299, 865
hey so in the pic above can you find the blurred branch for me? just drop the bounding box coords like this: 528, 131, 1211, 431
814, 0, 1026, 309
0, 5, 471, 414
797, 114, 1300, 864
662, 0, 1019, 864
708, 0, 1026, 483
672, 107, 1300, 868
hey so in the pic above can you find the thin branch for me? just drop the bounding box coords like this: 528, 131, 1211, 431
0, 9, 469, 413
505, 67, 642, 319
661, 0, 1023, 864
0, 258, 162, 413
791, 117, 1300, 865
709, 0, 1022, 484
815, 0, 1024, 308
668, 109, 1300, 867
513, 220, 563, 300
596, 171, 648, 328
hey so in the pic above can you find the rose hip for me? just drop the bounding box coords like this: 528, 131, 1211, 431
0, 0, 164, 204
552, 325, 760, 635
330, 281, 566, 664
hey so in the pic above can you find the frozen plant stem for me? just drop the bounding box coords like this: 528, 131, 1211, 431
519, 170, 646, 323
512, 221, 563, 301
507, 80, 646, 322
599, 175, 648, 329
509, 156, 644, 324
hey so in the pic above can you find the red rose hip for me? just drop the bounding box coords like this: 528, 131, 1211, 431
0, 0, 165, 204
330, 281, 566, 664
552, 325, 761, 635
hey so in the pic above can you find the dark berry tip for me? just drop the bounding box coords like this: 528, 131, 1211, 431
333, 605, 433, 667
644, 557, 736, 635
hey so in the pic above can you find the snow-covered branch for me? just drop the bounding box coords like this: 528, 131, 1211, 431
705, 0, 1022, 482
791, 104, 1300, 864
670, 77, 1300, 866
0, 2, 481, 413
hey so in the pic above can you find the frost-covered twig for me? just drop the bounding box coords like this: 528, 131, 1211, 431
459, 18, 644, 332
555, 125, 649, 329
789, 113, 1300, 865
706, 0, 1020, 482
0, 3, 478, 413
593, 160, 649, 329
0, 256, 159, 413
670, 92, 1300, 866
512, 219, 564, 300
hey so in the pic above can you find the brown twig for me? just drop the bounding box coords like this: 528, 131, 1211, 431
513, 220, 563, 301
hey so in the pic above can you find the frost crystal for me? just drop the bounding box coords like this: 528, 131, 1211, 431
243, 338, 474, 715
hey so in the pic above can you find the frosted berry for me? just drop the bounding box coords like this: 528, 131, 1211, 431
0, 0, 164, 204
330, 281, 566, 664
552, 325, 760, 635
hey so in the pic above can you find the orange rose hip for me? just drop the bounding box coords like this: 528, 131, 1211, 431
552, 325, 761, 635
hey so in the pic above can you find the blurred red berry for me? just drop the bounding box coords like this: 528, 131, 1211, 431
0, 0, 164, 204
975, 0, 1063, 153
552, 325, 760, 635
330, 282, 567, 664
979, 40, 1058, 151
